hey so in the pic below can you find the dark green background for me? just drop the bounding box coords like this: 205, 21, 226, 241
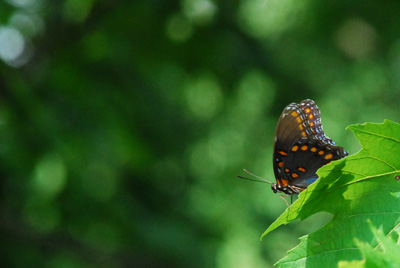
1, 1, 399, 267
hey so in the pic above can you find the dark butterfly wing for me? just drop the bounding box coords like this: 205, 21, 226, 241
273, 102, 311, 193
299, 99, 335, 145
272, 99, 347, 195
282, 139, 347, 189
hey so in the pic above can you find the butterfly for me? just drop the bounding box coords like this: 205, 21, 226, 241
239, 99, 348, 204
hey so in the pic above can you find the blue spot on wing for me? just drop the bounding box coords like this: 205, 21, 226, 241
303, 175, 318, 184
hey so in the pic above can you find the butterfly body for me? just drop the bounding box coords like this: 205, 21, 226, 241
271, 99, 348, 195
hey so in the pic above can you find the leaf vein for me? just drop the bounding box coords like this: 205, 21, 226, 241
353, 128, 400, 143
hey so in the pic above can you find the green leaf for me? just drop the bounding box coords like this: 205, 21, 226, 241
339, 221, 400, 268
261, 120, 400, 267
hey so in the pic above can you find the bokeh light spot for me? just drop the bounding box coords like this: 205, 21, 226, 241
335, 18, 377, 59
208, 128, 244, 168
183, 73, 223, 120
63, 0, 94, 23
189, 128, 244, 181
236, 69, 276, 118
6, 0, 38, 8
182, 0, 218, 25
238, 0, 308, 39
0, 26, 25, 64
166, 13, 193, 42
10, 12, 45, 37
32, 153, 67, 199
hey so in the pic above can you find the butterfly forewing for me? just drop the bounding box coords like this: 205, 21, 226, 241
273, 103, 311, 190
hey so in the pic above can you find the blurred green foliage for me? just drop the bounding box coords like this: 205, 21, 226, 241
1, 0, 400, 267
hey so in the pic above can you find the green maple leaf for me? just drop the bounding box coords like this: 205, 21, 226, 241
339, 221, 400, 268
261, 120, 400, 267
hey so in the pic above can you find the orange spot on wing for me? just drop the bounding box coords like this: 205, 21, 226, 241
318, 150, 324, 155
299, 124, 304, 130
280, 179, 289, 187
278, 162, 283, 168
285, 168, 290, 173
311, 147, 317, 152
301, 145, 308, 151
298, 167, 306, 172
304, 108, 311, 113
296, 117, 302, 123
302, 131, 307, 137
279, 151, 287, 156
292, 145, 299, 151
292, 173, 299, 178
325, 153, 333, 160
310, 122, 315, 127
291, 111, 299, 117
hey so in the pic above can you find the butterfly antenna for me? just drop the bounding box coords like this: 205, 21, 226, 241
236, 169, 273, 185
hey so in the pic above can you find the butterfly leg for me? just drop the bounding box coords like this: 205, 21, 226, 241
279, 195, 291, 210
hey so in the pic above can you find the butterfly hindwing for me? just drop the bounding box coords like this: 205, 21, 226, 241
299, 99, 335, 145
282, 139, 346, 189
